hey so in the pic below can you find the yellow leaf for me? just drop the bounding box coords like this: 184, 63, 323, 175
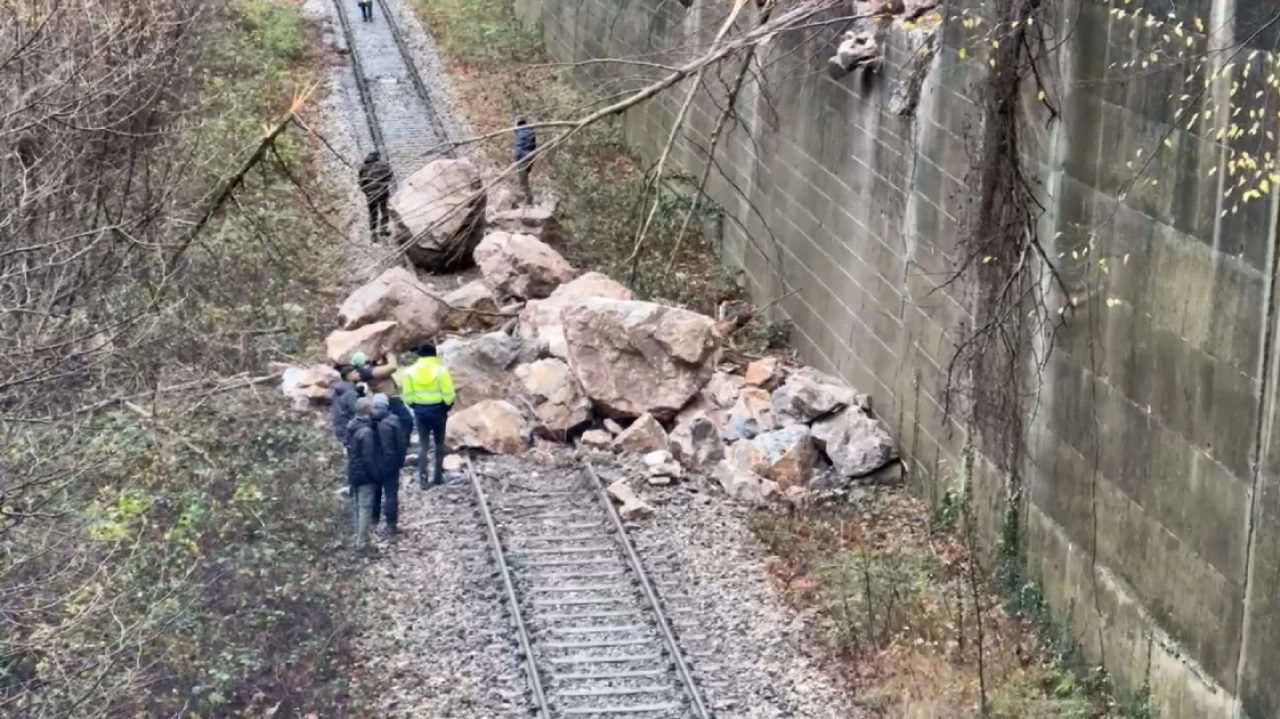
1037, 90, 1046, 101
958, 47, 967, 60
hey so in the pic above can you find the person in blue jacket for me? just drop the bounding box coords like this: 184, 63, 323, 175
514, 117, 536, 206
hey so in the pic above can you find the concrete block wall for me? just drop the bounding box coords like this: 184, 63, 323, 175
515, 0, 1280, 715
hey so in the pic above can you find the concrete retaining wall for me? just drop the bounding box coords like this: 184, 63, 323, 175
514, 0, 1280, 715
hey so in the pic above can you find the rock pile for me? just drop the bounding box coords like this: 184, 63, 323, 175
284, 159, 900, 517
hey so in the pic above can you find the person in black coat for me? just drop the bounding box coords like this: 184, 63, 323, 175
369, 394, 410, 538
345, 399, 382, 552
358, 151, 394, 240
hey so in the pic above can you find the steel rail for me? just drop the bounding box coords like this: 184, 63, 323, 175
466, 456, 553, 717
584, 461, 713, 719
330, 0, 386, 152
372, 0, 456, 158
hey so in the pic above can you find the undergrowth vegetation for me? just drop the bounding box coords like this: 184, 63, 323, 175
1, 0, 356, 715
751, 489, 1151, 718
414, 0, 763, 323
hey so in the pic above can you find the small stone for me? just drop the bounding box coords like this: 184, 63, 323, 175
579, 429, 613, 449
771, 367, 866, 425
604, 418, 625, 436
713, 459, 777, 505
642, 449, 683, 480
669, 410, 724, 470
706, 371, 744, 408
612, 413, 669, 453
744, 357, 784, 389
606, 480, 654, 520
647, 475, 673, 487
442, 454, 463, 472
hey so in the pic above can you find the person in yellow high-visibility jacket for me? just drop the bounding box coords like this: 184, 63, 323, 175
399, 343, 455, 488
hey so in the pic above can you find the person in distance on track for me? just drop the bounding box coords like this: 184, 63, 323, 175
513, 116, 537, 206
358, 151, 393, 240
357, 0, 373, 22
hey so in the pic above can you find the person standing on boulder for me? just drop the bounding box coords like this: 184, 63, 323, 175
358, 151, 394, 241
513, 117, 536, 206
400, 343, 455, 488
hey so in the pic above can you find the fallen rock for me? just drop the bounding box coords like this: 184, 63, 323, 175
811, 406, 898, 477
606, 480, 654, 520
612, 413, 669, 454
338, 267, 445, 350
441, 279, 502, 332
706, 371, 744, 408
669, 410, 724, 470
713, 459, 778, 505
642, 449, 683, 481
603, 418, 625, 436
744, 356, 784, 389
519, 272, 634, 359
438, 332, 536, 410
474, 231, 575, 300
563, 298, 720, 421
727, 426, 817, 490
445, 399, 530, 454
487, 205, 561, 245
516, 358, 591, 435
393, 158, 487, 272
442, 454, 463, 472
772, 367, 867, 425
579, 429, 613, 449
325, 321, 398, 364
723, 387, 776, 441
281, 365, 341, 402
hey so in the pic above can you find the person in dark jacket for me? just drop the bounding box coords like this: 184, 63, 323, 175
330, 373, 359, 442
345, 399, 382, 552
357, 0, 373, 23
358, 151, 394, 240
368, 394, 410, 538
514, 117, 536, 206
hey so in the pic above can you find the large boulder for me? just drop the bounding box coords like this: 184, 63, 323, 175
811, 406, 898, 477
281, 365, 341, 402
487, 205, 561, 246
727, 425, 817, 490
438, 331, 536, 410
516, 358, 591, 436
772, 367, 867, 425
325, 321, 398, 364
519, 272, 634, 359
723, 387, 776, 441
445, 399, 530, 454
562, 298, 721, 421
612, 413, 669, 454
441, 279, 501, 332
338, 267, 445, 350
713, 459, 778, 505
474, 231, 575, 300
669, 410, 724, 470
393, 158, 487, 272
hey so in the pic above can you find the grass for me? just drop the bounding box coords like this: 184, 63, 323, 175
1, 1, 360, 715
751, 487, 1154, 718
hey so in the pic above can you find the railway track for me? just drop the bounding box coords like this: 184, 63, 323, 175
330, 0, 454, 179
464, 457, 715, 718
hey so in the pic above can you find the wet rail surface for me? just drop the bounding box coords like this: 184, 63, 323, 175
331, 0, 453, 179
461, 458, 715, 719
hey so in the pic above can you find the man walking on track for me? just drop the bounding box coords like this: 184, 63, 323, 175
357, 0, 373, 22
358, 151, 393, 240
399, 343, 455, 489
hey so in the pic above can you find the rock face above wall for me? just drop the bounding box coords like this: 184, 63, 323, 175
520, 0, 1280, 715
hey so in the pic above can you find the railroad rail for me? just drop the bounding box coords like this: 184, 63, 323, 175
466, 457, 713, 718
330, 0, 454, 180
